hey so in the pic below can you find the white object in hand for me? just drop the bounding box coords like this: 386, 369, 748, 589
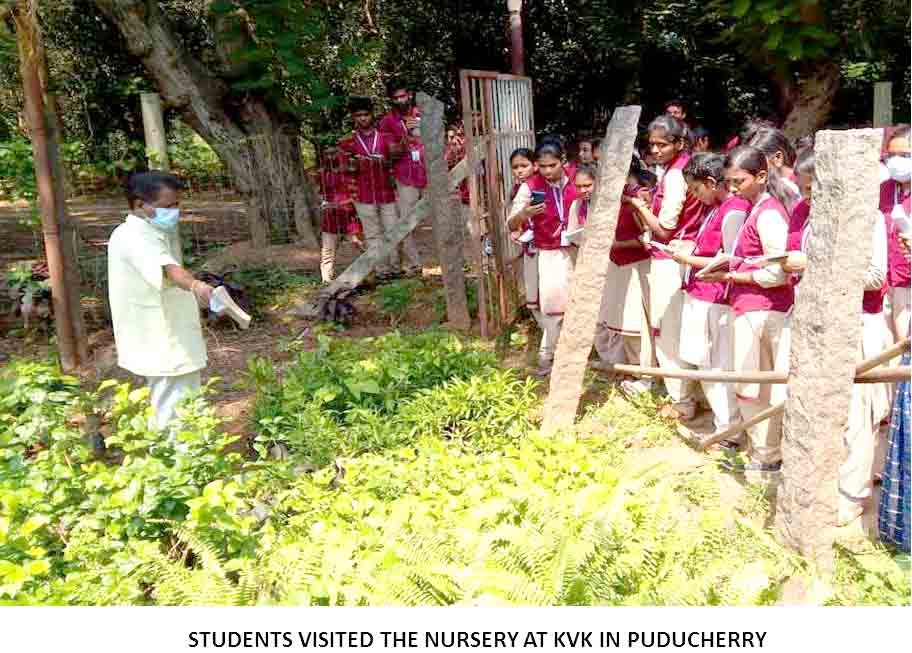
518, 229, 535, 244
209, 286, 251, 330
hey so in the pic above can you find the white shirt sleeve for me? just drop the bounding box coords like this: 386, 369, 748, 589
124, 229, 179, 291
657, 168, 687, 231
751, 209, 790, 288
720, 209, 747, 254
864, 211, 888, 291
507, 182, 532, 224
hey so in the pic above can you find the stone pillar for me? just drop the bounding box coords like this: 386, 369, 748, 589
417, 92, 471, 329
541, 106, 641, 434
774, 128, 883, 572
873, 82, 892, 128
140, 92, 170, 170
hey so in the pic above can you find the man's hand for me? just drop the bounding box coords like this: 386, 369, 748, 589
404, 117, 419, 131
190, 281, 215, 308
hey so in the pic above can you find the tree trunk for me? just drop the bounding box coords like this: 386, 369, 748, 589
776, 61, 841, 141
14, 1, 84, 370
91, 0, 319, 249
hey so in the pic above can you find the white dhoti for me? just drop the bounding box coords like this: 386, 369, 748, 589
840, 311, 893, 504
524, 248, 571, 361
648, 257, 693, 406
147, 370, 202, 432
680, 297, 738, 431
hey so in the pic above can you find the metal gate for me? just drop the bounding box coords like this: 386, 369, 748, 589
459, 69, 535, 338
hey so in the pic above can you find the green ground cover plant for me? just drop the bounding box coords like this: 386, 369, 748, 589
0, 332, 908, 606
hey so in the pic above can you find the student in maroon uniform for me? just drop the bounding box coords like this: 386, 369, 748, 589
379, 80, 425, 275
576, 137, 595, 166
594, 162, 656, 372
626, 115, 704, 417
710, 145, 794, 477
670, 152, 750, 437
338, 97, 399, 278
507, 139, 579, 376
318, 146, 362, 283
508, 148, 539, 306
881, 125, 912, 341
748, 127, 801, 208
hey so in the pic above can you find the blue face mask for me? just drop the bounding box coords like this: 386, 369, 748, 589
149, 207, 180, 231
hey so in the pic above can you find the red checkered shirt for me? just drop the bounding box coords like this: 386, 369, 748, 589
338, 129, 397, 205
379, 107, 427, 189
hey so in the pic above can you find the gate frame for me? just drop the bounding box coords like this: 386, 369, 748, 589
459, 69, 535, 338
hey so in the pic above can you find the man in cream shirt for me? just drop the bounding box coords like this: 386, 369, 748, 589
107, 172, 214, 432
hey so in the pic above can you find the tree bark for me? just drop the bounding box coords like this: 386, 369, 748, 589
14, 0, 84, 370
91, 0, 319, 248
776, 61, 841, 140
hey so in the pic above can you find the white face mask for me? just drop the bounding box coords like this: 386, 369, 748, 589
886, 155, 912, 183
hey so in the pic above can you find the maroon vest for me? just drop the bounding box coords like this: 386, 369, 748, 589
730, 194, 795, 316
611, 198, 651, 267
526, 173, 579, 250
685, 195, 750, 305
881, 179, 911, 288
650, 152, 705, 259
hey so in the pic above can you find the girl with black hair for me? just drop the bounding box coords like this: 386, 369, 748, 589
748, 127, 801, 208
707, 145, 794, 476
593, 160, 656, 372
670, 152, 750, 438
507, 139, 579, 376
625, 115, 704, 415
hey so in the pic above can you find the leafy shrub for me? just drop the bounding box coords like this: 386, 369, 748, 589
376, 279, 421, 325
246, 331, 520, 465
1, 339, 909, 607
0, 139, 37, 200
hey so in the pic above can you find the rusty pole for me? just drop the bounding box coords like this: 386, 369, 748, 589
507, 0, 525, 76
14, 1, 82, 370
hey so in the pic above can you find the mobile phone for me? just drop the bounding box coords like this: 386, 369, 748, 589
530, 190, 547, 206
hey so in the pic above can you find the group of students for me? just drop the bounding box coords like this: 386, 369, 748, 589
506, 111, 911, 536
316, 82, 428, 283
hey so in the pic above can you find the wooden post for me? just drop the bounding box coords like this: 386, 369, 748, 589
140, 92, 170, 170
13, 1, 83, 370
417, 93, 470, 329
873, 82, 892, 128
507, 0, 525, 76
774, 128, 883, 572
541, 106, 641, 434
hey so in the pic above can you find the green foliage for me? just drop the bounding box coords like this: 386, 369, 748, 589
1, 338, 909, 606
246, 331, 513, 465
0, 139, 37, 200
376, 279, 421, 326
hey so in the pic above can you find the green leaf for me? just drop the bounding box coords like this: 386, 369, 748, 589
732, 0, 752, 18
19, 514, 50, 537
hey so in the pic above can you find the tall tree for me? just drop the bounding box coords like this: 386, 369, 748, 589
712, 0, 910, 137
88, 0, 371, 248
